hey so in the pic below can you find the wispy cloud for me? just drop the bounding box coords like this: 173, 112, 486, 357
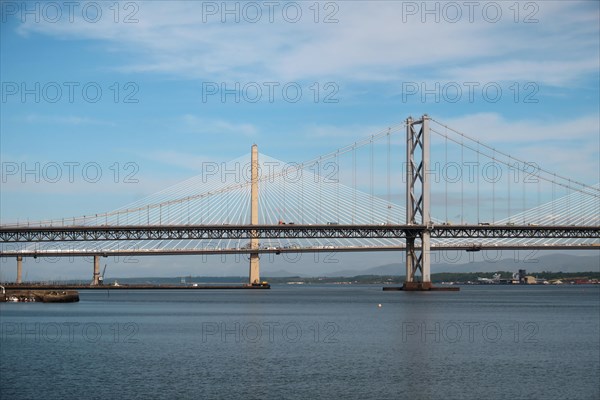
23, 114, 115, 126
13, 2, 598, 87
302, 123, 384, 139
140, 149, 218, 172
180, 115, 258, 136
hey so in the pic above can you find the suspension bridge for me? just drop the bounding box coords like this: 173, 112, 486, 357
1, 115, 599, 290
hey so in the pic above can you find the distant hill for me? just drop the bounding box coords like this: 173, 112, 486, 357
322, 253, 600, 277
435, 253, 600, 274
261, 269, 308, 278
92, 254, 598, 282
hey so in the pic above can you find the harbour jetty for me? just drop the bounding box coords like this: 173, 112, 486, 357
0, 283, 270, 291
1, 289, 79, 303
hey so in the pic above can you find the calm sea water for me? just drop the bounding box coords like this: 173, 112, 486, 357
1, 285, 599, 399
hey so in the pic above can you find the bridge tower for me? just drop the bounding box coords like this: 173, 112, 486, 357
92, 255, 100, 285
404, 115, 432, 290
16, 256, 22, 284
249, 144, 260, 284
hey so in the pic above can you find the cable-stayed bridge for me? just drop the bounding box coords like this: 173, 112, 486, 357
1, 115, 599, 289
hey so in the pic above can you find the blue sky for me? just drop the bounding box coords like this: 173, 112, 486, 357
0, 1, 599, 279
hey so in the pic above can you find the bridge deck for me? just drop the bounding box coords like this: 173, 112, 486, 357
1, 224, 598, 243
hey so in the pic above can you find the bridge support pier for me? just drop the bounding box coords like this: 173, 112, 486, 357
249, 144, 261, 285
404, 115, 432, 290
383, 115, 457, 291
16, 256, 23, 284
404, 235, 432, 291
401, 115, 450, 291
249, 253, 259, 284
92, 255, 100, 286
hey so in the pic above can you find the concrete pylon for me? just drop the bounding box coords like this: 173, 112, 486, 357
92, 255, 100, 285
249, 144, 260, 284
16, 256, 23, 284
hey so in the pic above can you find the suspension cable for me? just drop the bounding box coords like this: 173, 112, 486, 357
430, 119, 599, 195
